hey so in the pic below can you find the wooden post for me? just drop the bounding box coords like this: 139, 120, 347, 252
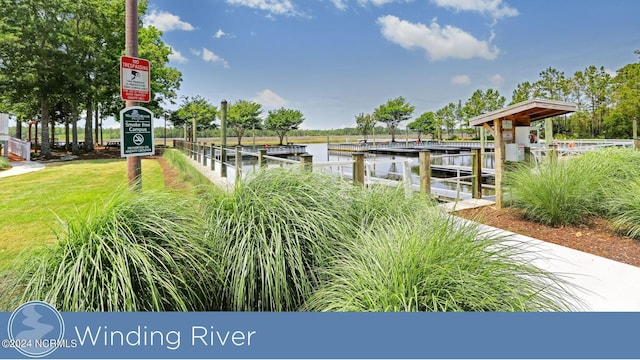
300, 154, 313, 172
258, 149, 267, 168
494, 118, 503, 209
635, 139, 640, 151
352, 152, 365, 186
220, 100, 227, 178
549, 144, 558, 164
419, 150, 431, 196
471, 148, 482, 199
125, 0, 141, 190
210, 143, 215, 171
524, 146, 532, 164
235, 146, 242, 184
402, 159, 412, 197
201, 142, 206, 165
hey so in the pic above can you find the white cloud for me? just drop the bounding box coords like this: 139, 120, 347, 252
357, 0, 408, 5
451, 74, 471, 85
200, 48, 230, 68
252, 89, 288, 108
489, 73, 504, 86
225, 0, 299, 16
377, 15, 499, 60
432, 0, 518, 20
214, 29, 227, 39
144, 10, 194, 32
330, 0, 349, 10
168, 47, 188, 63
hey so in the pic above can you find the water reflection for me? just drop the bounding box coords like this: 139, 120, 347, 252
241, 143, 495, 196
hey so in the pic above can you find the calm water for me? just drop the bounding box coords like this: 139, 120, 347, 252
291, 143, 494, 195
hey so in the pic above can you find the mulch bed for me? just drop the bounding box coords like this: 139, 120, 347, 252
455, 206, 640, 268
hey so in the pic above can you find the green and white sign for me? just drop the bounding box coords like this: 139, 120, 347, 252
120, 106, 154, 157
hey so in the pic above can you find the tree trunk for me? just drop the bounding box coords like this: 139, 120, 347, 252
15, 118, 22, 139
84, 101, 94, 151
277, 131, 285, 145
65, 115, 70, 152
72, 100, 79, 155
94, 105, 99, 146
40, 95, 51, 158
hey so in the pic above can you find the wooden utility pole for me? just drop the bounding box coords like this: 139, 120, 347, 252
125, 0, 141, 189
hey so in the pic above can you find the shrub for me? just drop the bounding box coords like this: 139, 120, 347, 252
12, 190, 221, 311
0, 156, 9, 170
607, 179, 640, 239
208, 168, 355, 311
509, 147, 640, 226
508, 160, 599, 226
304, 210, 573, 312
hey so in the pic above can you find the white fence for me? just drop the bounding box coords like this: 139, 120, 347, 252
8, 137, 31, 161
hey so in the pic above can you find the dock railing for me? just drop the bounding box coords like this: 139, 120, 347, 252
174, 140, 491, 201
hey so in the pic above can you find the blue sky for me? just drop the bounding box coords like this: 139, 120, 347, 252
140, 0, 640, 130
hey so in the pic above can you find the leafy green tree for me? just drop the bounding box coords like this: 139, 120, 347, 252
408, 112, 438, 141
510, 81, 535, 105
355, 113, 375, 141
228, 100, 263, 145
573, 66, 612, 137
611, 52, 640, 135
435, 103, 458, 139
264, 108, 304, 145
534, 67, 570, 101
463, 89, 505, 126
373, 97, 414, 142
0, 0, 77, 157
171, 96, 217, 141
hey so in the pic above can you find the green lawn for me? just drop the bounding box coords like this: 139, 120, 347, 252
0, 159, 165, 272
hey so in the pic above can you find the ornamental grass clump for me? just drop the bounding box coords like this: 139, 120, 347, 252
508, 160, 602, 226
14, 190, 221, 311
606, 179, 640, 240
303, 210, 573, 312
509, 147, 640, 226
208, 168, 356, 311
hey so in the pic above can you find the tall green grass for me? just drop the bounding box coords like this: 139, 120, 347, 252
508, 160, 600, 225
303, 210, 573, 312
509, 147, 640, 227
208, 169, 355, 311
163, 148, 220, 191
0, 157, 9, 170
7, 190, 221, 311
606, 179, 640, 239
4, 152, 575, 312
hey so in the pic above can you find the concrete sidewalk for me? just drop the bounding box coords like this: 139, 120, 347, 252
454, 216, 640, 311
0, 161, 45, 178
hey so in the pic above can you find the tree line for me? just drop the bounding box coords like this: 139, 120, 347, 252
357, 52, 640, 141
0, 0, 181, 158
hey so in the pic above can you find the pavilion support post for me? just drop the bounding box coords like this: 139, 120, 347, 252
419, 150, 431, 197
545, 118, 553, 147
549, 144, 558, 165
494, 119, 503, 209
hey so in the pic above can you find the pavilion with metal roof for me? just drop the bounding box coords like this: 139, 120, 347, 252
469, 99, 577, 208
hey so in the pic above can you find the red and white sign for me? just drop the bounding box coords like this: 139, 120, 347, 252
120, 56, 150, 102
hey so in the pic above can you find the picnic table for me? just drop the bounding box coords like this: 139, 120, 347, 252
105, 141, 120, 150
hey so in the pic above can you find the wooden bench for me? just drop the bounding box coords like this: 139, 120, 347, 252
105, 141, 120, 150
